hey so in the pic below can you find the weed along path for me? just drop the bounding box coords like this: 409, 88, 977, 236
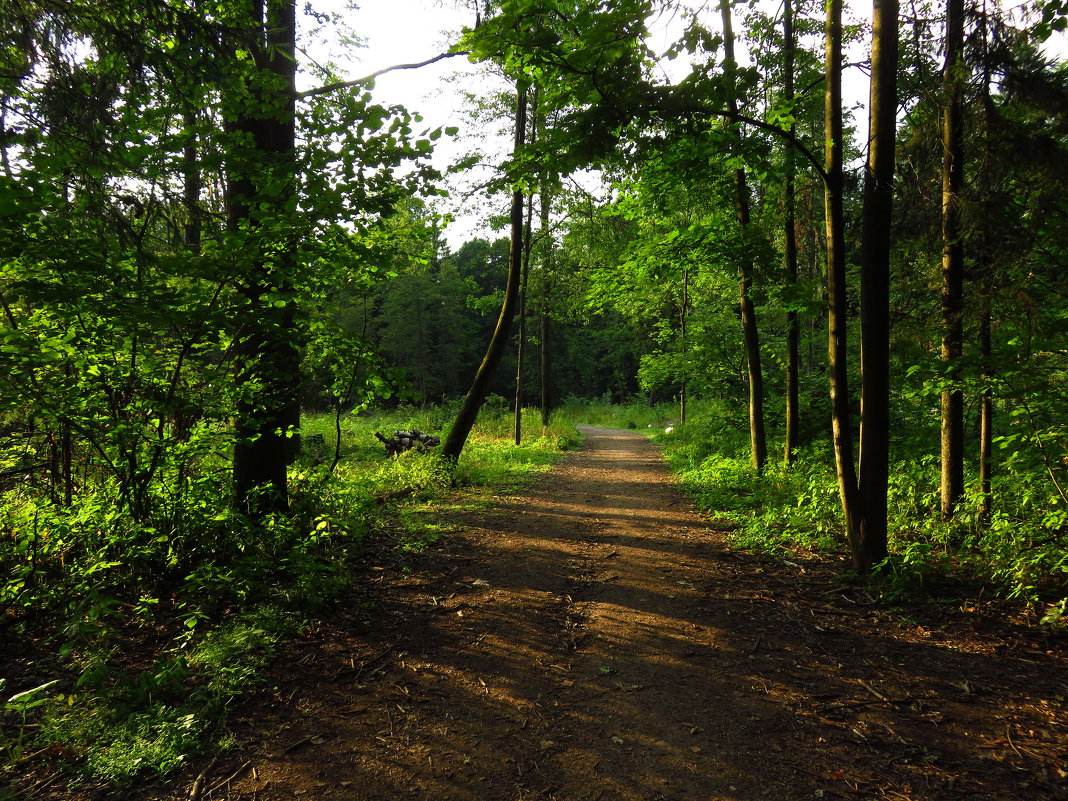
168, 426, 1065, 801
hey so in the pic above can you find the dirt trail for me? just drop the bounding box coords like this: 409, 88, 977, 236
163, 426, 1065, 801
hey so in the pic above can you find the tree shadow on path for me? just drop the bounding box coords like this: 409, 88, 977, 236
162, 426, 1066, 801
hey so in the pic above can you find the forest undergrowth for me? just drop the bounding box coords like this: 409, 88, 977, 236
647, 398, 1068, 622
3, 399, 1067, 796
0, 404, 578, 796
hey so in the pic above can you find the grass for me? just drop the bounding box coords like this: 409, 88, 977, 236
554, 398, 680, 431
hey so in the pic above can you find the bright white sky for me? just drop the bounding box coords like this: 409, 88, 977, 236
302, 0, 1067, 248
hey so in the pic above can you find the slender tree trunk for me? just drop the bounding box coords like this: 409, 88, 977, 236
720, 0, 767, 472
783, 0, 801, 465
939, 0, 966, 521
183, 108, 202, 254
680, 267, 689, 426
539, 193, 553, 427
229, 0, 301, 515
443, 86, 529, 459
514, 189, 535, 445
825, 0, 863, 545
979, 295, 993, 521
855, 0, 899, 571
977, 20, 995, 523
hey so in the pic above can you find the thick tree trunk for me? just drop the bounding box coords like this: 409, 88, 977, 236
229, 0, 301, 515
720, 0, 767, 472
783, 0, 800, 465
855, 0, 899, 571
939, 0, 966, 522
443, 86, 528, 459
825, 0, 863, 545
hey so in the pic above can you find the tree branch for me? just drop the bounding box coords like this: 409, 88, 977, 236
297, 51, 469, 99
644, 88, 829, 184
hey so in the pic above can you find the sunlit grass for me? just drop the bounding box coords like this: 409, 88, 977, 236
554, 398, 681, 431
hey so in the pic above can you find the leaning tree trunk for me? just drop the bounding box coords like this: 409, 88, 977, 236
443, 86, 529, 460
825, 0, 864, 546
939, 0, 966, 522
720, 0, 767, 473
229, 0, 301, 516
855, 0, 900, 571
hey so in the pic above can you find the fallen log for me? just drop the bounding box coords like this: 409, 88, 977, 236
374, 429, 441, 457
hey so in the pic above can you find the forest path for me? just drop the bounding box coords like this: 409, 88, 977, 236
174, 426, 1065, 801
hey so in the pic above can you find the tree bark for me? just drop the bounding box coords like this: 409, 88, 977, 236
514, 188, 535, 445
825, 0, 863, 545
182, 108, 202, 254
720, 0, 767, 473
855, 0, 899, 571
443, 86, 529, 459
229, 0, 301, 515
680, 267, 689, 426
979, 295, 993, 521
783, 0, 800, 465
939, 0, 966, 522
977, 23, 995, 523
539, 193, 554, 428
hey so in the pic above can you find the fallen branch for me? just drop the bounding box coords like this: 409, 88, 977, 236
204, 760, 252, 797
818, 695, 915, 713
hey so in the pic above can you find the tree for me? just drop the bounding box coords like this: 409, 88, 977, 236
443, 84, 529, 459
824, 0, 863, 546
719, 0, 768, 473
226, 0, 301, 515
782, 0, 802, 465
939, 0, 966, 521
855, 0, 901, 571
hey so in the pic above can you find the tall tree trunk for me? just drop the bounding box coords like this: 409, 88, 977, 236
539, 194, 554, 427
680, 267, 689, 426
783, 0, 801, 465
443, 86, 529, 459
720, 0, 767, 472
229, 0, 300, 515
939, 0, 966, 521
825, 0, 863, 545
183, 108, 202, 254
979, 294, 993, 521
514, 189, 535, 445
977, 18, 995, 523
856, 0, 900, 571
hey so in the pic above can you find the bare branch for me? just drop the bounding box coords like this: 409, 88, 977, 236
297, 51, 469, 100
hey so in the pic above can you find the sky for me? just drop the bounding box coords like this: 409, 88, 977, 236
302, 0, 1068, 248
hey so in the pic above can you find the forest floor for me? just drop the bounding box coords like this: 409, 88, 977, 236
96, 428, 1068, 798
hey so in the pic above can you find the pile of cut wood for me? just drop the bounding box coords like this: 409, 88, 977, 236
374, 429, 441, 457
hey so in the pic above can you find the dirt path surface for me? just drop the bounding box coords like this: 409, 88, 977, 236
163, 427, 1065, 801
